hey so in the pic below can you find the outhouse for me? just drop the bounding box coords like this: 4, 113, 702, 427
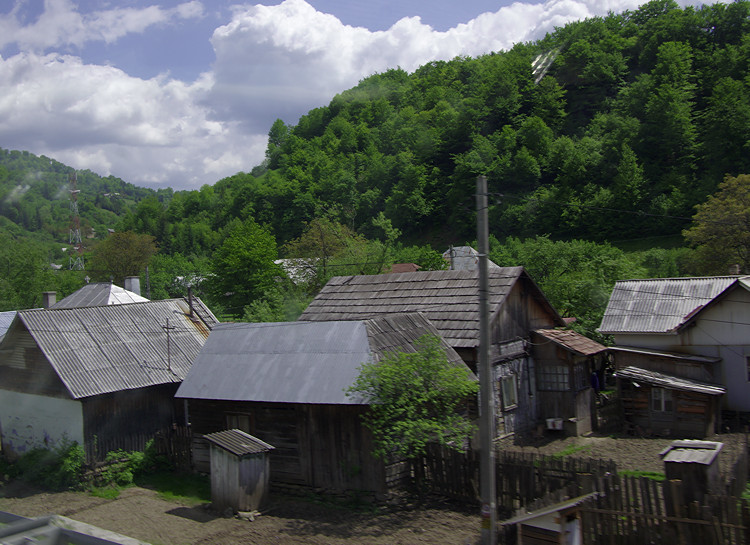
204, 429, 274, 513
660, 439, 723, 507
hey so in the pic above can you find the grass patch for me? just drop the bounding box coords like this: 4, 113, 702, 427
135, 472, 210, 505
551, 444, 592, 459
89, 486, 124, 500
620, 470, 665, 481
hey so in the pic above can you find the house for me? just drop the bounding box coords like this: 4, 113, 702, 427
176, 313, 474, 494
0, 297, 218, 461
443, 245, 501, 271
298, 268, 566, 437
531, 329, 609, 435
598, 276, 749, 433
50, 279, 148, 308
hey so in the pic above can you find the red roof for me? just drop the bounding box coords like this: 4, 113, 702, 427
535, 329, 607, 356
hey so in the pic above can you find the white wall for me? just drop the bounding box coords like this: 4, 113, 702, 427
614, 288, 750, 411
0, 390, 83, 456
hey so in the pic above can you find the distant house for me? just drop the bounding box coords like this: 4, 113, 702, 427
598, 276, 748, 434
531, 329, 608, 435
298, 268, 567, 437
51, 279, 148, 308
443, 246, 501, 271
0, 297, 218, 461
176, 313, 473, 494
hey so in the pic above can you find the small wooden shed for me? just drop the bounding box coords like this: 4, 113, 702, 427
204, 429, 274, 513
660, 439, 723, 508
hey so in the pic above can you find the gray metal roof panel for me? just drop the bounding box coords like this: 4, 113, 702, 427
52, 282, 149, 309
19, 297, 214, 399
177, 314, 472, 405
660, 440, 723, 465
204, 429, 274, 456
599, 277, 743, 334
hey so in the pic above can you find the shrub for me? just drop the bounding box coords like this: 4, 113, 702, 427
12, 440, 85, 490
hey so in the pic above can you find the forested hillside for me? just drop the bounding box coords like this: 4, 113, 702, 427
1, 0, 748, 336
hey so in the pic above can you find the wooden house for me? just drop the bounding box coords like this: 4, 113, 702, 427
298, 268, 565, 436
0, 297, 218, 461
176, 313, 474, 495
531, 329, 608, 435
598, 276, 747, 434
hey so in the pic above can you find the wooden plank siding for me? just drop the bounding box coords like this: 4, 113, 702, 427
82, 384, 182, 461
620, 381, 718, 437
187, 399, 388, 493
0, 327, 69, 398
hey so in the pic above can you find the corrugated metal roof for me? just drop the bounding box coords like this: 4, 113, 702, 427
204, 429, 274, 456
534, 329, 606, 356
660, 440, 723, 465
298, 268, 561, 348
0, 310, 17, 340
599, 277, 744, 334
16, 297, 217, 399
176, 313, 472, 405
52, 283, 148, 309
617, 366, 725, 396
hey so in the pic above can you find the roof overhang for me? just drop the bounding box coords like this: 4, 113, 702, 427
616, 366, 725, 396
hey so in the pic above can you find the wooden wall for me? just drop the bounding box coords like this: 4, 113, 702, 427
187, 399, 387, 493
619, 381, 718, 437
0, 326, 68, 398
82, 384, 181, 461
209, 446, 270, 512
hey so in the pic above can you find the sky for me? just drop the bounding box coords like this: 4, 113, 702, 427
0, 0, 705, 191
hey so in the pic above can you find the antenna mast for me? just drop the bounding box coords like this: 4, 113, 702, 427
69, 172, 85, 270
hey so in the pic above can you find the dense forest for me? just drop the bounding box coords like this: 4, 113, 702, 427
1, 0, 749, 339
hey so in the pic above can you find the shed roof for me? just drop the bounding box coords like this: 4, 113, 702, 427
0, 310, 17, 341
204, 429, 274, 456
52, 282, 148, 308
616, 366, 725, 396
12, 297, 218, 399
298, 268, 562, 349
176, 313, 472, 405
660, 440, 723, 465
534, 329, 607, 356
599, 276, 749, 334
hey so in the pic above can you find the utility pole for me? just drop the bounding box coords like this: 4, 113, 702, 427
477, 175, 497, 544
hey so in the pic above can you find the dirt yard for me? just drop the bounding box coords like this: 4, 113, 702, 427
0, 432, 746, 545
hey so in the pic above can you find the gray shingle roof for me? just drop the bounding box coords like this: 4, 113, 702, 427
52, 283, 148, 308
16, 297, 218, 399
599, 277, 748, 334
176, 313, 471, 405
298, 268, 560, 348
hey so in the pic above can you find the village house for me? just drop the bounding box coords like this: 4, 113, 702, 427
176, 313, 474, 495
298, 267, 586, 437
0, 296, 218, 461
598, 276, 748, 436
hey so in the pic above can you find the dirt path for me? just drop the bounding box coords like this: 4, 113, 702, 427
1, 433, 745, 544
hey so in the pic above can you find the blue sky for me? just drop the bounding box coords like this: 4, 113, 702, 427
0, 0, 704, 191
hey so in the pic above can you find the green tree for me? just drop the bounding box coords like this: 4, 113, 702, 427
346, 334, 477, 460
683, 174, 750, 274
208, 219, 283, 318
88, 231, 157, 285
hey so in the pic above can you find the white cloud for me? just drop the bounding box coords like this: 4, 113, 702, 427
0, 0, 204, 51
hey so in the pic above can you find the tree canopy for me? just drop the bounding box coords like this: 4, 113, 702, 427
346, 335, 478, 460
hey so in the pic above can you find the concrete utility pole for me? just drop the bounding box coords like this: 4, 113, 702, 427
477, 175, 497, 544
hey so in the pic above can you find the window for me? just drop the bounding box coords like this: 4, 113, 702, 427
651, 388, 673, 412
226, 413, 253, 433
538, 365, 569, 391
501, 375, 518, 409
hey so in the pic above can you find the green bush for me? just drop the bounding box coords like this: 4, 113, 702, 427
12, 440, 85, 490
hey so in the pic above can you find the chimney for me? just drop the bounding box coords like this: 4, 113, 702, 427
124, 276, 141, 296
729, 264, 741, 275
42, 291, 56, 308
